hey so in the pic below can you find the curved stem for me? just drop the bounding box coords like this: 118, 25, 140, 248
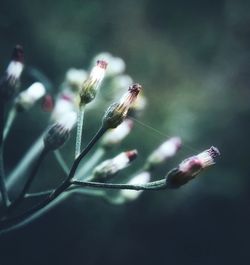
0, 101, 10, 209
72, 178, 167, 191
8, 147, 49, 211
0, 125, 108, 229
75, 147, 105, 180
3, 107, 17, 141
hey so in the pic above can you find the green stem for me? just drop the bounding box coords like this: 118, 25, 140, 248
0, 125, 108, 229
0, 101, 10, 209
72, 178, 167, 191
6, 133, 44, 191
54, 150, 69, 175
75, 147, 105, 180
75, 105, 85, 158
3, 107, 17, 141
9, 148, 49, 211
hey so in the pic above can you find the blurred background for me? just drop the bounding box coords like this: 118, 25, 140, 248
0, 0, 250, 264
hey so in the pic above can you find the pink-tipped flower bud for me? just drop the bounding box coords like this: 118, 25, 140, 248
120, 171, 151, 201
44, 111, 77, 151
15, 82, 46, 111
166, 146, 220, 188
51, 91, 76, 122
103, 83, 141, 129
147, 137, 182, 170
101, 119, 134, 149
91, 150, 138, 181
79, 60, 108, 105
0, 45, 24, 100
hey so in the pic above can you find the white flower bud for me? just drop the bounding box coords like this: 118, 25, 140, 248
120, 171, 151, 201
91, 150, 138, 181
15, 82, 46, 111
92, 52, 125, 77
65, 68, 87, 91
79, 60, 108, 105
101, 119, 133, 149
51, 91, 76, 122
44, 111, 77, 151
147, 137, 181, 169
0, 45, 24, 100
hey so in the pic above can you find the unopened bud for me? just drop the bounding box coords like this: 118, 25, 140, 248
166, 146, 220, 188
103, 83, 141, 129
92, 52, 125, 77
128, 92, 147, 117
44, 111, 77, 151
79, 60, 108, 105
15, 82, 46, 111
91, 150, 138, 181
101, 119, 133, 149
147, 137, 181, 170
65, 68, 87, 92
0, 45, 24, 99
120, 171, 151, 201
51, 91, 76, 122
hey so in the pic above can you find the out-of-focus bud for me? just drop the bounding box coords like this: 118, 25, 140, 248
100, 119, 133, 149
146, 137, 182, 170
0, 45, 24, 99
120, 171, 151, 201
103, 83, 141, 129
44, 111, 77, 151
109, 75, 133, 100
51, 91, 76, 122
92, 52, 125, 77
79, 60, 108, 105
91, 150, 138, 182
65, 68, 87, 92
166, 146, 220, 188
15, 82, 46, 111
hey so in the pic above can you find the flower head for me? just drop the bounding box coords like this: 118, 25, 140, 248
0, 45, 24, 100
91, 150, 138, 181
101, 119, 134, 149
65, 68, 87, 92
15, 82, 46, 111
79, 60, 108, 105
166, 146, 220, 188
146, 137, 181, 170
92, 52, 125, 77
103, 83, 141, 129
44, 111, 77, 151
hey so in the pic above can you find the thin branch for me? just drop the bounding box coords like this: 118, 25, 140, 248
72, 178, 167, 191
0, 100, 10, 208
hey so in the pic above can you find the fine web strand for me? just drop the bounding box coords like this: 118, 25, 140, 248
129, 116, 200, 153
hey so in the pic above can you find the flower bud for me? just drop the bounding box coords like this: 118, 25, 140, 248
103, 83, 141, 129
120, 171, 151, 201
166, 146, 220, 188
79, 60, 108, 105
51, 91, 76, 122
91, 150, 138, 181
146, 137, 181, 170
15, 82, 46, 111
0, 45, 24, 99
101, 119, 133, 149
44, 111, 77, 151
92, 52, 125, 77
65, 68, 87, 92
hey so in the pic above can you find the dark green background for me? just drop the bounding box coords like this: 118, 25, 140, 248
0, 0, 249, 264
